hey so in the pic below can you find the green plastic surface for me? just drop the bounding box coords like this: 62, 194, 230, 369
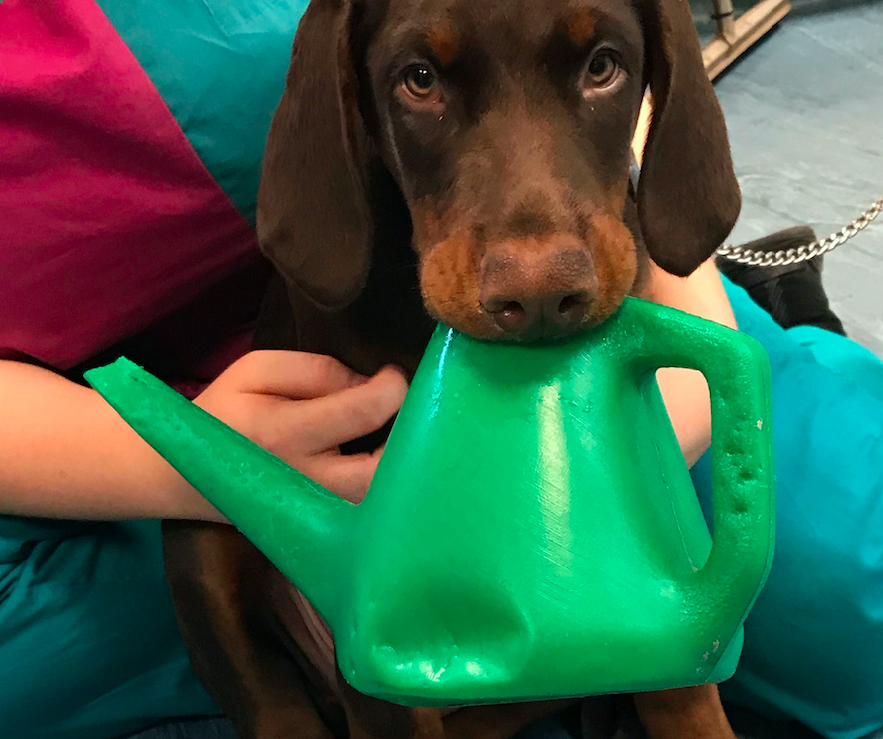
85, 297, 775, 706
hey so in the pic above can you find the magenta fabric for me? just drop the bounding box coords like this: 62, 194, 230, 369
0, 0, 269, 391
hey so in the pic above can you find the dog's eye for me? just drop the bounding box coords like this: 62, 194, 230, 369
582, 50, 621, 92
401, 63, 440, 101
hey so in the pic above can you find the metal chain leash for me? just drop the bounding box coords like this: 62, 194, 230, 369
716, 195, 883, 267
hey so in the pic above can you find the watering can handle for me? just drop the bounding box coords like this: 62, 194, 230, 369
619, 298, 775, 615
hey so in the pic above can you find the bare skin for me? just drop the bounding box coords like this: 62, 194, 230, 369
0, 354, 407, 521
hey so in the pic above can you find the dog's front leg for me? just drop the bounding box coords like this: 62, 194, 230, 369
162, 521, 335, 739
443, 699, 579, 739
334, 669, 446, 739
634, 685, 736, 739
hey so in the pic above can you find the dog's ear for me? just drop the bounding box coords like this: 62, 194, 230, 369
637, 0, 741, 276
257, 0, 373, 309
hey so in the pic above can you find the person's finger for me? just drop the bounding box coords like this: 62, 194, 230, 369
307, 453, 382, 503
224, 350, 368, 399
296, 366, 408, 452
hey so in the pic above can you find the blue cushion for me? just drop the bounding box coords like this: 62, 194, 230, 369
691, 277, 883, 739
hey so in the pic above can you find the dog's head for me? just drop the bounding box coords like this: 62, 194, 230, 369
258, 0, 740, 341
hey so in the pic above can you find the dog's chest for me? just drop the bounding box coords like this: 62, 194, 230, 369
290, 587, 338, 687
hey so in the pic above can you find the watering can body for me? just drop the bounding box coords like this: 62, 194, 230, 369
86, 297, 774, 707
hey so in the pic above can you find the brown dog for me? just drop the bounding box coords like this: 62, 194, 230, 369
161, 0, 742, 737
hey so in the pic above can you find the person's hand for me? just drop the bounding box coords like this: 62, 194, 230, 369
195, 351, 408, 503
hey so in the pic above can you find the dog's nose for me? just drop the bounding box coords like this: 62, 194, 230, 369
482, 288, 591, 335
479, 244, 595, 339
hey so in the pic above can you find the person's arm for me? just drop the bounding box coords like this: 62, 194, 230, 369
629, 95, 741, 466
639, 259, 738, 467
0, 353, 407, 521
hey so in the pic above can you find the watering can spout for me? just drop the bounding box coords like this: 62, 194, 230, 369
85, 358, 354, 619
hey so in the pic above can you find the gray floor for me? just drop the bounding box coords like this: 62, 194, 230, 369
699, 0, 883, 354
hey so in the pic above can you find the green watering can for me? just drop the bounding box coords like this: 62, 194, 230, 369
85, 297, 774, 707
